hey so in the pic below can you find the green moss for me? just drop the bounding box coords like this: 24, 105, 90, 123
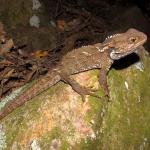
40, 127, 63, 149
39, 126, 77, 150
1, 54, 150, 149
101, 55, 150, 149
71, 138, 99, 150
2, 81, 66, 149
83, 71, 107, 136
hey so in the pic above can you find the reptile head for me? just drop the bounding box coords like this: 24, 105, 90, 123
104, 28, 147, 60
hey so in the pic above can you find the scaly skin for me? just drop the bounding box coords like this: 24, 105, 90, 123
0, 28, 147, 120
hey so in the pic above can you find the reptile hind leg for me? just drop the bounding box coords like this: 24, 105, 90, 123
60, 74, 100, 101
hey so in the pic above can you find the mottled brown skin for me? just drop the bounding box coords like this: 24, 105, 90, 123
0, 28, 147, 120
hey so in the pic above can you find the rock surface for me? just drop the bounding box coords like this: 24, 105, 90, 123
0, 52, 150, 150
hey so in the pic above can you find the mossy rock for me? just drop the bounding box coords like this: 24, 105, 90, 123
0, 53, 150, 150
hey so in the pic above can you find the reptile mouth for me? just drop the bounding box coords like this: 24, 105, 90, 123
110, 48, 138, 60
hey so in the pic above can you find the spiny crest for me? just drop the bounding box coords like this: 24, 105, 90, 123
105, 33, 120, 40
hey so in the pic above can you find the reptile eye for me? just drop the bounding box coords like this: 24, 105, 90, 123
129, 37, 137, 43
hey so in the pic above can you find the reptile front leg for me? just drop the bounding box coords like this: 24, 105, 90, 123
60, 74, 100, 101
99, 68, 109, 97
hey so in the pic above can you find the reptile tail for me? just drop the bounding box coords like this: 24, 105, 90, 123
0, 71, 61, 120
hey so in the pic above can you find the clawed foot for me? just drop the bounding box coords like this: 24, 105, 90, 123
74, 87, 102, 102
60, 75, 107, 102
76, 87, 112, 102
